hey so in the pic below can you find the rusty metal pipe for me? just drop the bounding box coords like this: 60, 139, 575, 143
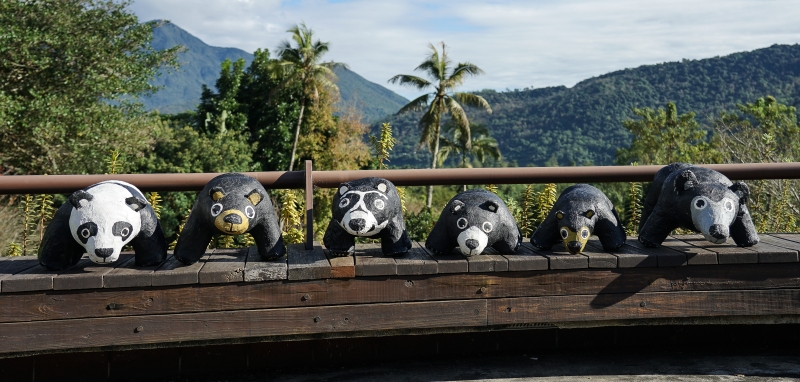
1, 162, 800, 194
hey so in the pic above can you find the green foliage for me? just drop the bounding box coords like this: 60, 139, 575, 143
405, 207, 438, 242
148, 192, 162, 219
169, 208, 191, 250
517, 185, 537, 237
19, 195, 36, 256
105, 150, 124, 175
536, 184, 558, 227
437, 122, 500, 169
616, 102, 722, 165
624, 181, 643, 235
0, 0, 179, 175
369, 123, 396, 169
5, 242, 23, 257
196, 58, 248, 135
277, 190, 304, 244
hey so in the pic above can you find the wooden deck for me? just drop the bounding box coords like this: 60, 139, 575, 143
2, 233, 800, 357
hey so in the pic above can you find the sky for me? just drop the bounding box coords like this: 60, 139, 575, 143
130, 0, 800, 100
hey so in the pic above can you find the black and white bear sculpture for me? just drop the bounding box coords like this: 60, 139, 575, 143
638, 163, 759, 247
323, 177, 412, 257
426, 189, 521, 256
38, 181, 167, 270
531, 184, 626, 254
174, 173, 285, 264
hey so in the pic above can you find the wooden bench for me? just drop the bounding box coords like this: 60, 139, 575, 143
2, 234, 800, 357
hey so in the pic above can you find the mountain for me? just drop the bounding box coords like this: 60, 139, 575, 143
380, 44, 800, 168
143, 21, 408, 121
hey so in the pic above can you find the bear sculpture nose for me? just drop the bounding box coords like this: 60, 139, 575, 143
95, 248, 113, 258
465, 239, 479, 250
567, 241, 583, 253
224, 214, 242, 224
709, 224, 728, 240
349, 218, 366, 232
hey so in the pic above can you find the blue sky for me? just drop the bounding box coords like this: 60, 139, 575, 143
130, 0, 800, 100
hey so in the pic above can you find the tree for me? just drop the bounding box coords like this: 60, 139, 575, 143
196, 58, 248, 135
389, 42, 492, 207
273, 23, 346, 171
616, 102, 721, 165
0, 0, 179, 175
437, 122, 500, 169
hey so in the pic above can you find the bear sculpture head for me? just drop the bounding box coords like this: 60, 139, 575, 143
675, 169, 749, 244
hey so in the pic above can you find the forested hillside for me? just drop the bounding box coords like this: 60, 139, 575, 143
144, 21, 407, 121
382, 44, 800, 168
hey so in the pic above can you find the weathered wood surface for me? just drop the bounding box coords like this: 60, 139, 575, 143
1, 235, 800, 293
0, 300, 488, 354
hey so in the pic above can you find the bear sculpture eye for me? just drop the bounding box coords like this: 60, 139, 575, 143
112, 221, 133, 241
81, 228, 91, 238
373, 199, 385, 210
482, 222, 493, 233
245, 205, 256, 219
724, 200, 734, 211
560, 228, 569, 239
457, 217, 468, 229
339, 198, 350, 208
694, 198, 707, 209
581, 228, 590, 239
211, 203, 224, 217
76, 222, 98, 244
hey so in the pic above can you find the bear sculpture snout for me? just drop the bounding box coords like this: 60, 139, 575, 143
465, 239, 479, 250
95, 248, 113, 258
223, 214, 242, 224
567, 241, 583, 254
348, 218, 366, 232
709, 224, 728, 240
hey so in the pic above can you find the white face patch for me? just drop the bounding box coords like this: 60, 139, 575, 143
69, 183, 142, 264
691, 196, 737, 244
339, 190, 389, 236
457, 226, 489, 256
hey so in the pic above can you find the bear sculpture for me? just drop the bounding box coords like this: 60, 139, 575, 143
38, 180, 167, 270
174, 173, 285, 264
638, 163, 759, 247
323, 177, 411, 257
426, 189, 521, 256
531, 184, 626, 254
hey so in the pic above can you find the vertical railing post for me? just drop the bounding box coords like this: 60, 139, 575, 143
304, 160, 313, 250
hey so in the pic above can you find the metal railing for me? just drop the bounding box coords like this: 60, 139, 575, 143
2, 161, 800, 249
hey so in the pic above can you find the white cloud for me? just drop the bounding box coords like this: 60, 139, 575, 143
130, 0, 800, 100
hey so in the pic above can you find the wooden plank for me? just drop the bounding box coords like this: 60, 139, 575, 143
749, 242, 799, 264
757, 235, 800, 263
395, 244, 438, 275
504, 242, 548, 271
592, 238, 657, 268
198, 248, 246, 284
7, 262, 800, 324
522, 242, 587, 270
0, 299, 488, 354
53, 254, 130, 290
771, 233, 800, 244
579, 239, 617, 268
354, 243, 396, 277
465, 248, 508, 273
675, 234, 758, 264
0, 256, 39, 293
626, 237, 692, 266
244, 247, 288, 282
288, 243, 331, 280
103, 253, 162, 289
417, 243, 468, 274
152, 252, 207, 287
1, 258, 57, 293
489, 289, 800, 326
324, 250, 355, 279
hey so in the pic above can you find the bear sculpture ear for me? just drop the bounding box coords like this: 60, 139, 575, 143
339, 185, 349, 195
246, 189, 263, 206
450, 200, 465, 214
484, 200, 499, 213
674, 170, 699, 193
585, 209, 595, 218
556, 210, 564, 220
377, 183, 387, 193
125, 196, 147, 212
210, 187, 226, 202
730, 182, 750, 204
69, 190, 93, 209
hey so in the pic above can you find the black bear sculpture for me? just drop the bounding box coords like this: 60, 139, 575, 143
38, 180, 167, 270
531, 184, 626, 254
426, 189, 521, 256
174, 173, 285, 264
323, 177, 411, 257
638, 163, 759, 247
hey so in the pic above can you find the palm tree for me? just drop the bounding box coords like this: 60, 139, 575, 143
437, 123, 501, 191
273, 23, 346, 171
389, 42, 491, 208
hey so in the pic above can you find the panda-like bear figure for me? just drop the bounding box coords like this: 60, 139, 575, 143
174, 173, 285, 264
38, 181, 167, 270
426, 189, 521, 257
323, 177, 411, 257
531, 184, 626, 254
638, 163, 759, 247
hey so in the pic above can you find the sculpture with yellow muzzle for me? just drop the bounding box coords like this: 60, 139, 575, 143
530, 184, 626, 254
